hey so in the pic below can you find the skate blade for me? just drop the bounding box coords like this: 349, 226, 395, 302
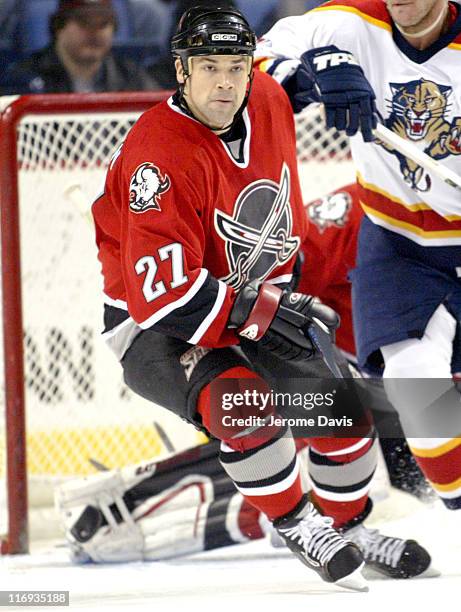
363, 564, 441, 580
335, 564, 369, 592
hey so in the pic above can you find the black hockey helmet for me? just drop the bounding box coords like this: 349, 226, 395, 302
171, 5, 256, 74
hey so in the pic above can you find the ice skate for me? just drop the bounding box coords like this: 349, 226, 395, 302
343, 523, 433, 579
273, 495, 367, 591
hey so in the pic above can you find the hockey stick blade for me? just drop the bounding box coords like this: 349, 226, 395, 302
88, 458, 110, 472
373, 123, 461, 192
306, 318, 344, 379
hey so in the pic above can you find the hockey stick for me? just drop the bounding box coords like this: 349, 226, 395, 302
311, 102, 461, 192
373, 123, 461, 192
306, 319, 344, 379
152, 421, 176, 454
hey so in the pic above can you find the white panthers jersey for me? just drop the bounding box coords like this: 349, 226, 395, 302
256, 0, 461, 246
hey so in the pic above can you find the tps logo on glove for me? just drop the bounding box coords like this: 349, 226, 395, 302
312, 52, 359, 72
302, 45, 377, 141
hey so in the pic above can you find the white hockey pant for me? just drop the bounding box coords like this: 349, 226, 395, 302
381, 303, 459, 445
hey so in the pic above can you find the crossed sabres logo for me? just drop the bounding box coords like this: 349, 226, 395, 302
214, 163, 300, 290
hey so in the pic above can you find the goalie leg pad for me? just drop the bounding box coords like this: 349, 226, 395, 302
55, 441, 267, 563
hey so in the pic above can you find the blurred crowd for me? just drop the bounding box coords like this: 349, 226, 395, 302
0, 0, 324, 95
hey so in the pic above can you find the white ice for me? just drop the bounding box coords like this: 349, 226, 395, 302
1, 490, 460, 612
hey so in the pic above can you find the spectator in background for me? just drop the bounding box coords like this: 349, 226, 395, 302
0, 0, 18, 44
0, 0, 158, 94
129, 0, 176, 55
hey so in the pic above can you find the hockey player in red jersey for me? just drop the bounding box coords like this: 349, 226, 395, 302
299, 184, 362, 359
93, 5, 367, 590
90, 5, 431, 587
65, 175, 431, 578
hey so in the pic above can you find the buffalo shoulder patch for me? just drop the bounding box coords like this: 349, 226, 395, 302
129, 163, 171, 213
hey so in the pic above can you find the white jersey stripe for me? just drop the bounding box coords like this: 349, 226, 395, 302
366, 212, 461, 246
102, 315, 135, 340
103, 293, 128, 310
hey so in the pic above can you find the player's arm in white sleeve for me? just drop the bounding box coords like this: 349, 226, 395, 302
256, 9, 378, 140
255, 13, 325, 113
255, 9, 363, 83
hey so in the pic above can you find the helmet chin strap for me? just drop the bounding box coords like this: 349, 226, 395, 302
394, 1, 449, 38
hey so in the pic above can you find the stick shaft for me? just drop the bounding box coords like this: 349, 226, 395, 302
373, 123, 461, 192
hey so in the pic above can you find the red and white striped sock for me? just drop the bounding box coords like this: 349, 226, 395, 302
197, 367, 304, 520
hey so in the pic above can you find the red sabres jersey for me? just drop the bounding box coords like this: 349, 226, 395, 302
93, 71, 307, 358
298, 183, 363, 357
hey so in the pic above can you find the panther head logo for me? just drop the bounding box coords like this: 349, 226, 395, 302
129, 162, 171, 213
307, 191, 352, 233
387, 79, 451, 141
380, 78, 461, 191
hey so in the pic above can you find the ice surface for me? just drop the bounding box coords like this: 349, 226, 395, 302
1, 490, 460, 612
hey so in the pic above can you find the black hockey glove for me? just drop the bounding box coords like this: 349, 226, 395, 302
301, 45, 377, 141
229, 280, 339, 362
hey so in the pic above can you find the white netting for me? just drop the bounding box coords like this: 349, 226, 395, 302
296, 105, 354, 201
0, 99, 354, 545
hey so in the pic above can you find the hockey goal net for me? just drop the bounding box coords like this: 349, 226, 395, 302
0, 93, 353, 555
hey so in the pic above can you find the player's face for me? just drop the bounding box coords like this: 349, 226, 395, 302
177, 55, 251, 132
56, 15, 115, 66
385, 0, 447, 28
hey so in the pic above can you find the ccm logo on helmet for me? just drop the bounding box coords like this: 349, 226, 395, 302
313, 52, 359, 71
211, 33, 238, 41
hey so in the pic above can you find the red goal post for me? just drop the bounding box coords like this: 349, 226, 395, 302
0, 92, 353, 555
0, 92, 171, 555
